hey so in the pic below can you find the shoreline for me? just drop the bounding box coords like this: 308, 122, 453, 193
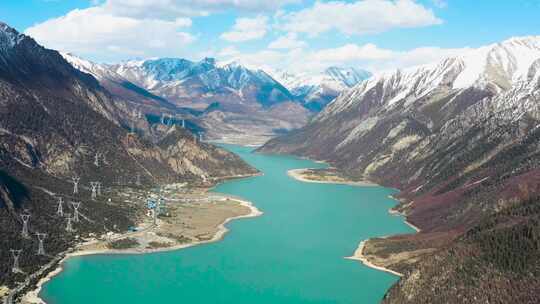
24, 198, 262, 304
345, 241, 403, 277
387, 196, 421, 233
207, 138, 267, 148
389, 209, 421, 233
288, 167, 415, 280
287, 168, 378, 187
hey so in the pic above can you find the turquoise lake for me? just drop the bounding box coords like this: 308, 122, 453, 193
40, 145, 414, 304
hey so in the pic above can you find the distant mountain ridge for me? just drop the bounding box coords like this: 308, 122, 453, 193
59, 51, 372, 142
60, 54, 312, 142
106, 57, 313, 142
270, 67, 372, 111
109, 57, 294, 109
260, 36, 540, 303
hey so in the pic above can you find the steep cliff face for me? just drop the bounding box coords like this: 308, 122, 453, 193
260, 36, 540, 302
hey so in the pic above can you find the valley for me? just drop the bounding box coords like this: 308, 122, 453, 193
1, 4, 540, 303
1, 21, 374, 304
37, 145, 413, 304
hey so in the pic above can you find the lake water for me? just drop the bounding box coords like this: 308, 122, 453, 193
40, 145, 413, 304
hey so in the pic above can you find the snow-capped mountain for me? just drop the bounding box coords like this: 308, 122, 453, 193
0, 22, 24, 53
107, 57, 310, 141
270, 67, 371, 111
325, 67, 372, 87
108, 57, 295, 109
260, 35, 540, 304
61, 53, 178, 111
262, 35, 540, 225
61, 55, 310, 142
62, 52, 123, 81
318, 36, 540, 121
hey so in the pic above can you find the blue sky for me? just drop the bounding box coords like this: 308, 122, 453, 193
1, 0, 540, 73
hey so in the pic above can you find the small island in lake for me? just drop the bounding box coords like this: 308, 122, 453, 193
287, 168, 377, 187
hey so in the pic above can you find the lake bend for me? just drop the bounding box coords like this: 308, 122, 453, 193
40, 145, 414, 304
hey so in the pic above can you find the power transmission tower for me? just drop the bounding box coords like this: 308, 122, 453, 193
56, 197, 64, 216
72, 176, 80, 194
21, 213, 30, 239
65, 213, 75, 232
10, 249, 23, 273
36, 233, 47, 255
71, 202, 81, 223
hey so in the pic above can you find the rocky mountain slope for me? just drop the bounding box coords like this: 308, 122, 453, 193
0, 21, 256, 291
260, 36, 540, 302
271, 67, 372, 111
62, 53, 179, 113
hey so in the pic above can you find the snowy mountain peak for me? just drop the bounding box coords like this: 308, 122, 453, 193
0, 22, 26, 50
318, 36, 540, 121
106, 56, 295, 108
502, 35, 540, 47
268, 66, 371, 111
62, 52, 98, 73
61, 52, 124, 82
449, 36, 540, 89
200, 57, 216, 66
324, 67, 373, 87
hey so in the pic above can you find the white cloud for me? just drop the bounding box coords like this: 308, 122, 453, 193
268, 33, 307, 49
220, 15, 268, 42
102, 0, 300, 19
25, 7, 195, 62
223, 49, 296, 72
278, 0, 442, 36
310, 43, 394, 62
218, 46, 241, 57
392, 46, 468, 68
24, 0, 300, 61
219, 42, 468, 75
303, 44, 468, 73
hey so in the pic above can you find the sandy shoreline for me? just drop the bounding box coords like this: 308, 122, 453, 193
287, 168, 378, 187
345, 240, 403, 277
288, 168, 415, 279
343, 197, 420, 277
23, 198, 262, 304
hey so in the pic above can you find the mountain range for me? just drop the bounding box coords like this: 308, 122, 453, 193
260, 36, 540, 303
61, 52, 370, 143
